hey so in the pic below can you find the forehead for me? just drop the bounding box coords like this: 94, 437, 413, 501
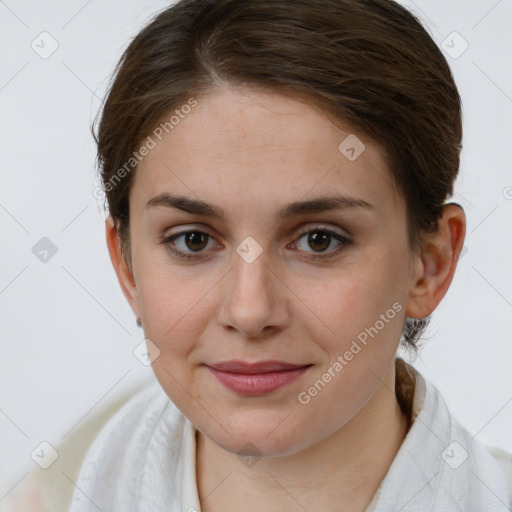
132, 87, 401, 219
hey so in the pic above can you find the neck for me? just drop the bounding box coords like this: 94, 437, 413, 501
196, 362, 408, 512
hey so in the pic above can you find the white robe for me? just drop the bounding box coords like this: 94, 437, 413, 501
67, 359, 512, 511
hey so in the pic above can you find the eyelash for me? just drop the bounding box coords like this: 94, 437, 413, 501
160, 226, 352, 262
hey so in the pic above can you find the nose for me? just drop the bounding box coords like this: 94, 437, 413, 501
217, 247, 289, 339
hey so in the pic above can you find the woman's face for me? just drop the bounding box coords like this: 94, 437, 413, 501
123, 86, 417, 457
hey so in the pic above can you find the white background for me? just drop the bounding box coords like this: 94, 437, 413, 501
1, 0, 511, 500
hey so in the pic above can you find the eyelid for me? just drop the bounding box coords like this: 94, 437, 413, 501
160, 223, 352, 261
162, 222, 350, 242
289, 225, 352, 260
160, 228, 220, 261
294, 222, 351, 239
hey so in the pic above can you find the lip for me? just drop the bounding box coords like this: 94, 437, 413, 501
207, 360, 310, 373
205, 360, 312, 396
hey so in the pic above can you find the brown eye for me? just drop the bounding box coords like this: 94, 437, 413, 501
183, 232, 209, 252
293, 227, 352, 260
307, 231, 331, 252
161, 230, 217, 261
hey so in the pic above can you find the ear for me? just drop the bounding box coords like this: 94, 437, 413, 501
105, 216, 141, 324
406, 203, 466, 319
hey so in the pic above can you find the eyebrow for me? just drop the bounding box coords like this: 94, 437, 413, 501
146, 193, 375, 220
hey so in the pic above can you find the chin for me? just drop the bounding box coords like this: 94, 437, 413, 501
202, 416, 312, 459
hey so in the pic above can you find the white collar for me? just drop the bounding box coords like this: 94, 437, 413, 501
69, 359, 511, 511
181, 358, 511, 512
363, 359, 509, 511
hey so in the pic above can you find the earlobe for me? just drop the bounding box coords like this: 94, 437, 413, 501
406, 204, 466, 319
105, 216, 141, 320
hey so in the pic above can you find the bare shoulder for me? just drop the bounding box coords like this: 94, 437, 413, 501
1, 381, 152, 512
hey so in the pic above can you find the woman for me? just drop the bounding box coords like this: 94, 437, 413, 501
51, 0, 512, 510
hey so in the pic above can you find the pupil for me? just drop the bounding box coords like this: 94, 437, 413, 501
308, 232, 330, 252
186, 232, 207, 251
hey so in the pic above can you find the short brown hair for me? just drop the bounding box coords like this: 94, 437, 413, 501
94, 0, 463, 348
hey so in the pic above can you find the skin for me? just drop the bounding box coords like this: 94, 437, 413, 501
106, 86, 465, 511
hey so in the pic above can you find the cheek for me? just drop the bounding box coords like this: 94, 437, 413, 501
298, 278, 404, 426
138, 272, 210, 408
134, 254, 211, 357
305, 262, 404, 339
302, 259, 408, 399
